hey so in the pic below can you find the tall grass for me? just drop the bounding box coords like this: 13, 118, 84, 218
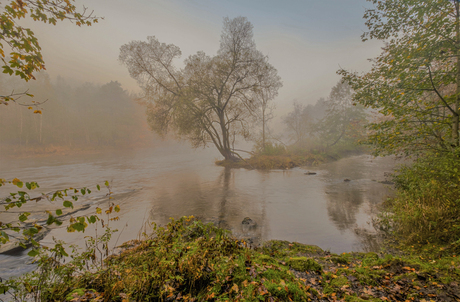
388, 150, 460, 251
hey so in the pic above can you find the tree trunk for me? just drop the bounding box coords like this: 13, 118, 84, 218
39, 113, 43, 145
262, 106, 266, 153
218, 111, 237, 161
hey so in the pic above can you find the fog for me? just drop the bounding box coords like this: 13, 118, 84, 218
16, 0, 383, 121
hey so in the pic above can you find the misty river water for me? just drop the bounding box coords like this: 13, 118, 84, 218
0, 143, 398, 279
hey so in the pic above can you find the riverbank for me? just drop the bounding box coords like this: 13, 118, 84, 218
5, 217, 459, 301
216, 146, 369, 170
0, 141, 154, 159
216, 153, 331, 170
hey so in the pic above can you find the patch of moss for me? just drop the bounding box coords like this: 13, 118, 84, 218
324, 275, 349, 294
331, 255, 350, 265
287, 257, 322, 272
262, 240, 324, 259
344, 295, 382, 302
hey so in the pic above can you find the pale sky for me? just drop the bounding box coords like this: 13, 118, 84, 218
22, 0, 383, 116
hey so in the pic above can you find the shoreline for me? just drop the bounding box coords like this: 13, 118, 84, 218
216, 150, 367, 170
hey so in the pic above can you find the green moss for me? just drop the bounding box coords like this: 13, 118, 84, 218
324, 275, 349, 294
287, 257, 322, 272
262, 240, 324, 259
331, 255, 350, 265
344, 295, 382, 302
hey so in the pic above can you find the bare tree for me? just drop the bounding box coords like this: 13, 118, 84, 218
283, 101, 310, 148
253, 64, 280, 152
120, 17, 282, 161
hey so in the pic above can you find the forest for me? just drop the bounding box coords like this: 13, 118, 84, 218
0, 73, 150, 156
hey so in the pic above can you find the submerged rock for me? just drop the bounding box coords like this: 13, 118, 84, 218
242, 217, 256, 226
241, 217, 257, 233
344, 179, 351, 182
304, 171, 317, 175
378, 180, 395, 185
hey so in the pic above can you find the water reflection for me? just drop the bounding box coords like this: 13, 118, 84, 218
326, 187, 364, 231
321, 155, 396, 251
0, 146, 398, 279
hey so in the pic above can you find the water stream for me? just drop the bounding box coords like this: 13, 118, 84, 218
0, 143, 398, 279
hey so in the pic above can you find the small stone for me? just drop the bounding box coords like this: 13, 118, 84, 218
242, 217, 256, 225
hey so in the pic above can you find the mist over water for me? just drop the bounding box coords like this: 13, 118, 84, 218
0, 143, 396, 279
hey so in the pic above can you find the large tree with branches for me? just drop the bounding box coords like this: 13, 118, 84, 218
120, 17, 282, 161
339, 0, 460, 156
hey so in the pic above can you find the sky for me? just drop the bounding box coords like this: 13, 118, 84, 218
21, 0, 384, 116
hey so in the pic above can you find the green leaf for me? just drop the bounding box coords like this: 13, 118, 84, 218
0, 283, 9, 295
28, 249, 39, 257
0, 231, 9, 241
87, 215, 97, 224
105, 181, 109, 187
63, 200, 73, 209
97, 184, 101, 191
56, 209, 63, 216
19, 213, 29, 222
46, 214, 55, 225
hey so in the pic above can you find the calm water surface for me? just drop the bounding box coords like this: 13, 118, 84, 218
0, 144, 397, 279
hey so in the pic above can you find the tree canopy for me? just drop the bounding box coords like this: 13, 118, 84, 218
339, 0, 460, 156
0, 0, 100, 107
120, 16, 282, 160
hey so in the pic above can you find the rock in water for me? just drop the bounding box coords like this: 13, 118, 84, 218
344, 179, 351, 182
241, 217, 257, 233
242, 217, 256, 226
304, 172, 317, 175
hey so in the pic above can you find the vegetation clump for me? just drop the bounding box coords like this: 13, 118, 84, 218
287, 257, 322, 272
4, 217, 460, 302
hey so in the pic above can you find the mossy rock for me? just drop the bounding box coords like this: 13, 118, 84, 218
287, 257, 322, 272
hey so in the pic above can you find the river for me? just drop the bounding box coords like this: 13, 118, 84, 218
0, 143, 398, 279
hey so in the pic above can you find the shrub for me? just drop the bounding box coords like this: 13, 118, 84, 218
387, 149, 460, 251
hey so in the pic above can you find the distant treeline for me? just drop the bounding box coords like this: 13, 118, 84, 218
0, 72, 151, 152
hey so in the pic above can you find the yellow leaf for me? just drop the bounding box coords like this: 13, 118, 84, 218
33, 110, 42, 114
28, 106, 33, 109
114, 205, 120, 213
96, 207, 102, 214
